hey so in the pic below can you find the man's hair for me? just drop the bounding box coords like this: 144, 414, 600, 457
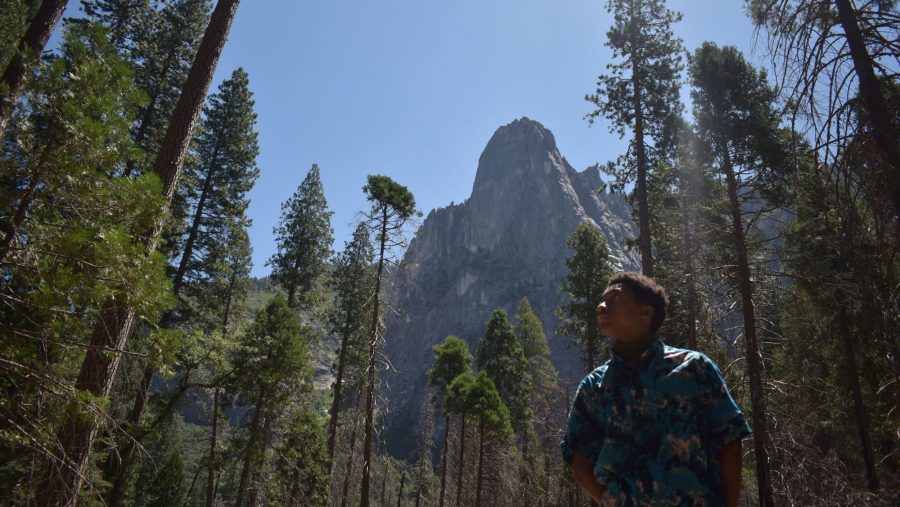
607, 272, 669, 334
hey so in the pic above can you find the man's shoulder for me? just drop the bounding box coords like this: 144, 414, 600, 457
577, 361, 612, 390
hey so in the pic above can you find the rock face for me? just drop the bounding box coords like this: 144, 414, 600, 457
383, 118, 638, 457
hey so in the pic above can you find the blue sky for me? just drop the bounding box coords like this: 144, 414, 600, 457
64, 1, 763, 276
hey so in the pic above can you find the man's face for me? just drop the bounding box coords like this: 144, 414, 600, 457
596, 284, 654, 343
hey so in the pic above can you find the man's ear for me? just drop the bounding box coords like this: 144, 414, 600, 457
641, 304, 654, 322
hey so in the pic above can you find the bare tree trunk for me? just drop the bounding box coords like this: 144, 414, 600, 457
205, 388, 220, 507
326, 318, 354, 475
397, 472, 405, 507
475, 418, 485, 507
678, 171, 699, 350
722, 144, 773, 507
833, 0, 900, 218
361, 207, 389, 507
339, 420, 359, 507
0, 0, 68, 134
837, 309, 879, 489
33, 2, 240, 504
439, 416, 449, 507
455, 416, 466, 507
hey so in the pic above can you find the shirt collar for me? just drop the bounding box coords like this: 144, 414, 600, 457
609, 335, 665, 369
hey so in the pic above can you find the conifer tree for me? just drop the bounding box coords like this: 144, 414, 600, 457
359, 175, 418, 507
427, 335, 473, 507
557, 222, 613, 371
0, 22, 172, 502
690, 42, 793, 507
231, 296, 315, 507
586, 0, 684, 276
268, 164, 334, 310
35, 1, 242, 502
326, 222, 375, 473
476, 309, 530, 431
106, 65, 259, 506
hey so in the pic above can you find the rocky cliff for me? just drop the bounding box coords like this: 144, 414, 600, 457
382, 118, 638, 457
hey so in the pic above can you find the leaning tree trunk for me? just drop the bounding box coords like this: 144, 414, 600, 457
834, 0, 900, 219
33, 2, 241, 504
721, 144, 774, 507
0, 0, 68, 134
360, 206, 389, 507
326, 317, 354, 474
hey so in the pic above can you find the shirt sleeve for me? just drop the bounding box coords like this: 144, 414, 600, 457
560, 374, 604, 465
699, 354, 752, 455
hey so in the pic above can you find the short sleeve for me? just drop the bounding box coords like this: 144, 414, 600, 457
560, 375, 604, 465
699, 355, 752, 455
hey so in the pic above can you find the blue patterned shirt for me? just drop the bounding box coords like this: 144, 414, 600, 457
561, 339, 751, 506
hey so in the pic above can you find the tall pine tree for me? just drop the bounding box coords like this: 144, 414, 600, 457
586, 0, 684, 276
268, 164, 334, 311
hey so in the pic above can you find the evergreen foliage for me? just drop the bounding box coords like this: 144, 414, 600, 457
476, 309, 530, 431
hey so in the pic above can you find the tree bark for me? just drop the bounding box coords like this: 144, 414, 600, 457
837, 309, 879, 489
205, 387, 219, 507
339, 419, 359, 507
326, 318, 354, 475
630, 0, 653, 278
475, 418, 485, 507
235, 400, 266, 507
834, 0, 900, 219
33, 3, 241, 503
721, 143, 773, 507
455, 416, 466, 507
361, 206, 389, 507
0, 0, 68, 134
438, 416, 449, 507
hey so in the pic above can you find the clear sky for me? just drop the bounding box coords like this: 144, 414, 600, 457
64, 0, 765, 277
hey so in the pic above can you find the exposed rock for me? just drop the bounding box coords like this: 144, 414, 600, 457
382, 118, 638, 458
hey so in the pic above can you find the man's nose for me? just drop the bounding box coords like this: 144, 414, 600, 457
597, 302, 607, 315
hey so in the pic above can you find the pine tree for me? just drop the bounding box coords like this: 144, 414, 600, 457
585, 0, 684, 276
326, 222, 375, 473
476, 309, 530, 432
359, 175, 418, 507
106, 65, 259, 507
0, 22, 172, 502
35, 1, 242, 502
231, 296, 315, 507
557, 222, 613, 371
690, 42, 794, 507
427, 335, 473, 507
268, 164, 334, 310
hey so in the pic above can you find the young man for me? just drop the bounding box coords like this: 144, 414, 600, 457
561, 272, 750, 506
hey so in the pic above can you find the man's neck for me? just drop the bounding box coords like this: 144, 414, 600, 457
611, 332, 657, 366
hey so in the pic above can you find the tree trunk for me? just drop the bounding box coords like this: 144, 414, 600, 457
205, 388, 219, 507
33, 2, 240, 503
106, 363, 153, 507
438, 415, 449, 507
123, 53, 176, 177
522, 424, 530, 507
172, 153, 221, 291
721, 144, 773, 507
678, 172, 699, 350
0, 164, 42, 266
361, 206, 389, 507
326, 318, 354, 475
246, 414, 274, 507
630, 0, 653, 278
475, 418, 485, 507
339, 419, 359, 507
0, 0, 68, 134
235, 401, 265, 507
396, 473, 405, 507
834, 0, 900, 219
455, 415, 466, 507
837, 309, 879, 489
